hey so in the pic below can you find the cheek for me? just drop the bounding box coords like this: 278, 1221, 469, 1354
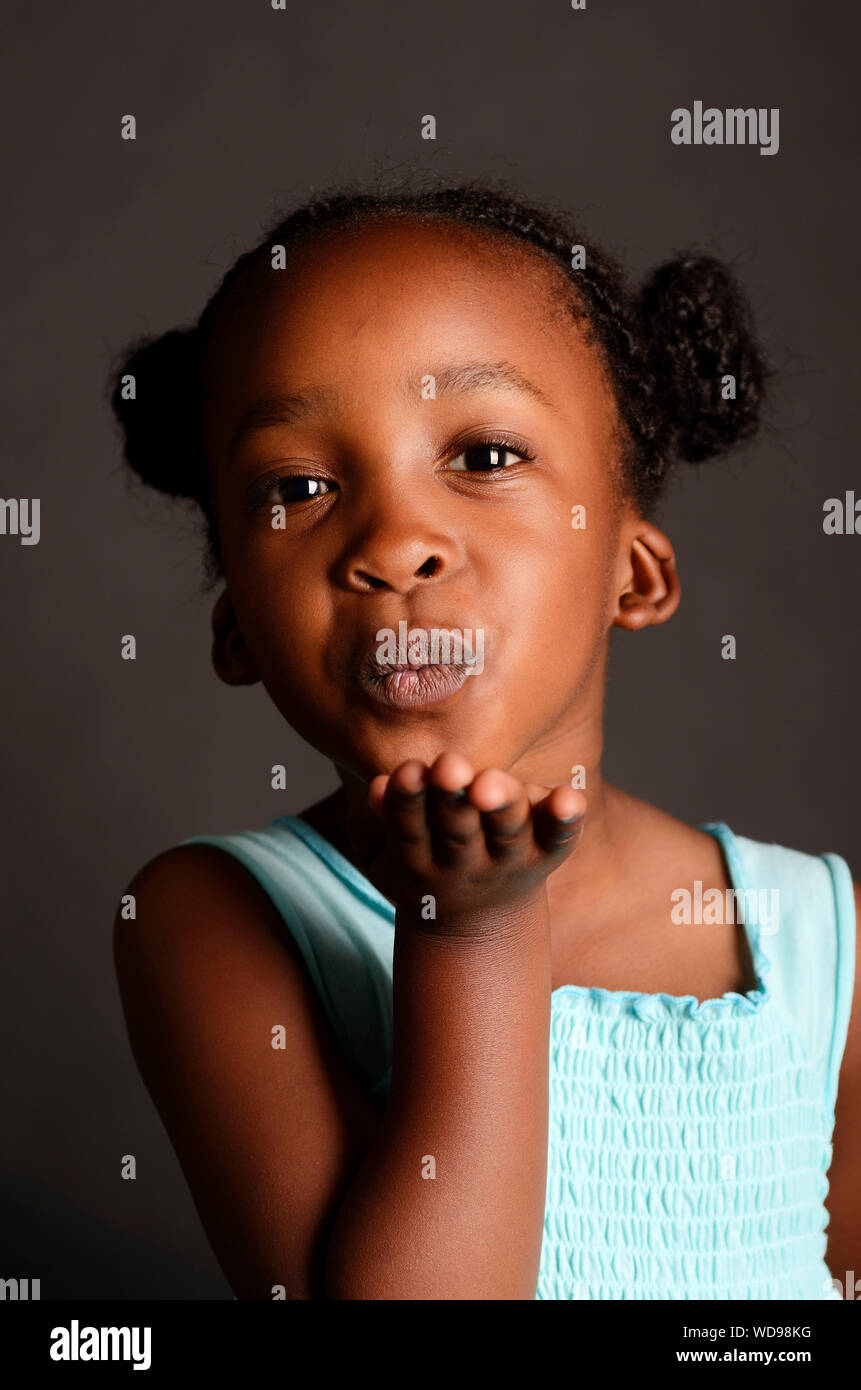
227, 561, 332, 689
516, 515, 615, 631
499, 524, 616, 711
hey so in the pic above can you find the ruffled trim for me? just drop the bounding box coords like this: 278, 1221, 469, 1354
552, 822, 773, 1022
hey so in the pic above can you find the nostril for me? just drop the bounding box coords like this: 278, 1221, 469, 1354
352, 570, 387, 590
416, 555, 441, 578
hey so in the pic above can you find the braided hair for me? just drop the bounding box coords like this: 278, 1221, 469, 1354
109, 173, 768, 583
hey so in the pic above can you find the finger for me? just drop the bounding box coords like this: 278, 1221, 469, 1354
424, 752, 485, 868
367, 774, 389, 817
379, 760, 430, 854
467, 768, 533, 858
531, 787, 587, 855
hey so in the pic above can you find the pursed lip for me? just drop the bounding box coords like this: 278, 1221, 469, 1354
356, 660, 474, 710
354, 630, 483, 710
352, 622, 487, 710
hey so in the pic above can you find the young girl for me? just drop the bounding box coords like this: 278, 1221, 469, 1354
110, 177, 860, 1301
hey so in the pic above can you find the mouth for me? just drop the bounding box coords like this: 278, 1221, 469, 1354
353, 621, 486, 711
356, 633, 484, 711
356, 655, 476, 711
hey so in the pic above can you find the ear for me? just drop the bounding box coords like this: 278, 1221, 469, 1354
211, 589, 260, 686
612, 521, 682, 631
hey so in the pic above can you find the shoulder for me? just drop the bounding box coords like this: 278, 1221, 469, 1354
724, 834, 856, 1079
119, 837, 273, 902
111, 840, 314, 1097
726, 825, 844, 886
114, 839, 306, 971
111, 841, 382, 1298
118, 839, 253, 905
111, 839, 342, 1131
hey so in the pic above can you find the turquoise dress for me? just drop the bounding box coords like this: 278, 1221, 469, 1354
179, 816, 855, 1300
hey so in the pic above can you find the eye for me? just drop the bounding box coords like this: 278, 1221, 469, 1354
246, 472, 335, 511
447, 439, 534, 472
273, 476, 332, 502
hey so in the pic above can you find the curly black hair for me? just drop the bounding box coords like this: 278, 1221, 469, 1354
108, 172, 769, 585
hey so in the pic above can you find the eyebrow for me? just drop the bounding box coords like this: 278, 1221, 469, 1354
226, 359, 558, 458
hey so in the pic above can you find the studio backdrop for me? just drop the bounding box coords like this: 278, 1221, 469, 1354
1, 0, 858, 1299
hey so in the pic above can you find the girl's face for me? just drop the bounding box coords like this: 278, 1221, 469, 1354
202, 219, 641, 783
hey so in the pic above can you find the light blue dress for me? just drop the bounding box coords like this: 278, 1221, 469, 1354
180, 816, 855, 1300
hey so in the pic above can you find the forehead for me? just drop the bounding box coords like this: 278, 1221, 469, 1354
201, 218, 607, 434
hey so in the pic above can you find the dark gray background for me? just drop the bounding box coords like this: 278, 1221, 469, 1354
1, 0, 857, 1298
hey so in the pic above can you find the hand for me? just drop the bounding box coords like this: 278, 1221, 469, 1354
345, 752, 586, 930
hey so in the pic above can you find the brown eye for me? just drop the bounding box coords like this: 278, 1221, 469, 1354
246, 472, 334, 511
447, 443, 523, 472
273, 477, 332, 502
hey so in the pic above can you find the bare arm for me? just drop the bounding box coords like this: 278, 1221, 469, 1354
323, 752, 582, 1298
114, 754, 583, 1300
324, 891, 554, 1299
114, 843, 383, 1300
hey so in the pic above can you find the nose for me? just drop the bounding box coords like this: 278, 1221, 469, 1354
334, 491, 466, 595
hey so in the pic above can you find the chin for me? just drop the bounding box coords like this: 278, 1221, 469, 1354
356, 730, 513, 780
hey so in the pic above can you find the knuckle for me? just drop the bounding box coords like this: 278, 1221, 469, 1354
436, 829, 475, 849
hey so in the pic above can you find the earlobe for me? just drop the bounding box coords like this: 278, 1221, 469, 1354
211, 590, 260, 686
613, 523, 682, 631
